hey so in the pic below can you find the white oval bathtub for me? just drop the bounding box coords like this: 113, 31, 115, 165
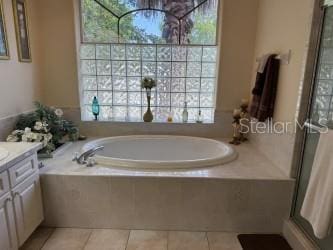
82, 135, 237, 170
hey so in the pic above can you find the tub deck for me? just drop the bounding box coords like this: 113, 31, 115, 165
39, 138, 294, 233
40, 138, 291, 180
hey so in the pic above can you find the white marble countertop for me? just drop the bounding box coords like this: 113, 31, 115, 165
0, 142, 42, 172
40, 138, 293, 181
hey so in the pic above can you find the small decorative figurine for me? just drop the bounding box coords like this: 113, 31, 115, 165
196, 110, 203, 123
92, 96, 100, 121
167, 114, 173, 123
239, 99, 250, 142
141, 77, 156, 122
230, 109, 242, 145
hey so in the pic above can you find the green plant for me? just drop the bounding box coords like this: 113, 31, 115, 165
141, 77, 156, 89
7, 102, 79, 155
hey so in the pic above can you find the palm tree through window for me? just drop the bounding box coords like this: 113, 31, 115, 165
79, 0, 219, 123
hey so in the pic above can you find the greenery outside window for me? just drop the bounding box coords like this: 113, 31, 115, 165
79, 0, 219, 123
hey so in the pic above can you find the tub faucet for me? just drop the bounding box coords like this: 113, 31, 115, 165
73, 146, 104, 166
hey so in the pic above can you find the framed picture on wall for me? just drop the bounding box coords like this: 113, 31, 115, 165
0, 0, 9, 60
12, 0, 31, 62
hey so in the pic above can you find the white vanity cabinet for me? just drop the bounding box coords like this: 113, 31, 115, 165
0, 146, 43, 250
0, 192, 17, 250
13, 173, 43, 246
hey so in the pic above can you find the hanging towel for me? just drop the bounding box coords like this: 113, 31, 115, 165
257, 54, 272, 73
250, 54, 280, 122
301, 130, 333, 239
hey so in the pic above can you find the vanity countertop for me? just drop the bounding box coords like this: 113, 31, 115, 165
0, 142, 42, 172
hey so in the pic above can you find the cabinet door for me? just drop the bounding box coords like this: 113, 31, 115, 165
0, 171, 10, 198
12, 173, 43, 246
0, 193, 18, 250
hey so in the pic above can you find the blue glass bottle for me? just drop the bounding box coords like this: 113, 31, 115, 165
92, 96, 100, 121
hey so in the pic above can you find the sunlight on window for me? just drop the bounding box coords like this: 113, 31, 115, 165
79, 0, 219, 123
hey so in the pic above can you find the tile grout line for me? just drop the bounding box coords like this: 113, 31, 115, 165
82, 229, 93, 250
124, 230, 131, 250
166, 231, 169, 250
40, 228, 56, 250
206, 232, 211, 250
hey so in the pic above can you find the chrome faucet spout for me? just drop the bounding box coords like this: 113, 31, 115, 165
74, 145, 104, 165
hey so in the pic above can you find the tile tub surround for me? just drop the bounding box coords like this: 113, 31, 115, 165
61, 107, 234, 138
249, 131, 296, 178
0, 113, 20, 141
0, 110, 37, 141
40, 139, 294, 232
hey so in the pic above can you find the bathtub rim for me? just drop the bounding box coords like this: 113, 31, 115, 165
82, 135, 238, 170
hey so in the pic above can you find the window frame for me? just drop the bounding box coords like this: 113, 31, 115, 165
76, 0, 222, 124
79, 0, 220, 46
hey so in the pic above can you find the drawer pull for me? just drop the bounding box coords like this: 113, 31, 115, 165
4, 197, 12, 206
13, 192, 20, 198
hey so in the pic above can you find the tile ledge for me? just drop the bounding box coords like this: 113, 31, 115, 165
283, 220, 319, 250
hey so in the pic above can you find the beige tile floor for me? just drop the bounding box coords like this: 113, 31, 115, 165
20, 227, 243, 250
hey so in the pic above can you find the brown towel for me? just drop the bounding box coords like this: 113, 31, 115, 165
250, 54, 280, 122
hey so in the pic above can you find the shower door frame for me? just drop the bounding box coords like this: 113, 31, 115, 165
290, 0, 330, 243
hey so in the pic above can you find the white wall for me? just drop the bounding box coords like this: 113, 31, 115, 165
0, 0, 41, 119
252, 0, 314, 123
250, 0, 315, 177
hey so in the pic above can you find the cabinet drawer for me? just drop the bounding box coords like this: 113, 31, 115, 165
0, 171, 10, 198
9, 155, 38, 188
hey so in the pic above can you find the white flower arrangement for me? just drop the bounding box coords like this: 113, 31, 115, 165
7, 123, 53, 147
6, 102, 79, 156
33, 121, 49, 132
54, 109, 64, 117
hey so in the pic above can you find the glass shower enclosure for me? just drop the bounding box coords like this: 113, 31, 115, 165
292, 2, 333, 249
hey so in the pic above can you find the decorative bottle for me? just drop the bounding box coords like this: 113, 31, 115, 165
92, 96, 100, 121
167, 111, 173, 123
182, 102, 188, 123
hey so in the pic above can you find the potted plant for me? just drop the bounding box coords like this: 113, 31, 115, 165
141, 77, 156, 122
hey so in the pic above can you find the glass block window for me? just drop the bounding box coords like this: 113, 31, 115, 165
311, 7, 333, 125
79, 0, 219, 123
